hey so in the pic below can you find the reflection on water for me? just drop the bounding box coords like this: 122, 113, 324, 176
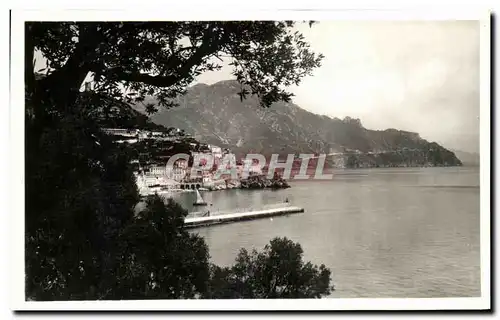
182, 167, 480, 298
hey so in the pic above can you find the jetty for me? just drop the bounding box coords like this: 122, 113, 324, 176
184, 206, 304, 228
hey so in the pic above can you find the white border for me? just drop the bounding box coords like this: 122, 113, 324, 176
9, 8, 491, 311
478, 15, 491, 308
13, 8, 489, 21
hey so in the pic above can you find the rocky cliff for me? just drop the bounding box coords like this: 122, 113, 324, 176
144, 80, 462, 168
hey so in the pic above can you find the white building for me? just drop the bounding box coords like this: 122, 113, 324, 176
208, 144, 222, 154
102, 128, 139, 137
149, 166, 168, 176
170, 167, 187, 181
147, 165, 186, 182
208, 145, 223, 164
175, 159, 188, 169
138, 131, 150, 140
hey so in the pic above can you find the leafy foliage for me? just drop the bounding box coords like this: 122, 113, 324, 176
25, 106, 139, 300
27, 21, 323, 113
204, 237, 334, 299
25, 21, 332, 300
25, 114, 210, 300
112, 196, 210, 299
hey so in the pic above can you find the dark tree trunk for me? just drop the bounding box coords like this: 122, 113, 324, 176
26, 22, 100, 118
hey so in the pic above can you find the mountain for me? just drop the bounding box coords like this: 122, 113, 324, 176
144, 80, 462, 168
79, 92, 167, 131
450, 149, 480, 166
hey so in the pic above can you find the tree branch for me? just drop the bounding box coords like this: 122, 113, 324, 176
101, 27, 227, 88
25, 23, 35, 94
25, 23, 38, 120
36, 23, 102, 108
103, 68, 179, 87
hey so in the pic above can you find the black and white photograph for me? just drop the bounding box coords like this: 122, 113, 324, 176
8, 5, 491, 312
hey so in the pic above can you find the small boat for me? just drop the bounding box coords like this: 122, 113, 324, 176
193, 189, 208, 206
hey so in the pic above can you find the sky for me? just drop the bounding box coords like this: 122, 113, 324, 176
33, 21, 480, 153
195, 21, 480, 153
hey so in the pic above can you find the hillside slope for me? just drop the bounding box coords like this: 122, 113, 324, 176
146, 80, 462, 168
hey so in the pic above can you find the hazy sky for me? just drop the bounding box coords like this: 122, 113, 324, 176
196, 21, 480, 153
33, 21, 480, 152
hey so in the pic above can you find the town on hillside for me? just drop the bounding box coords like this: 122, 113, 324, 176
102, 127, 290, 196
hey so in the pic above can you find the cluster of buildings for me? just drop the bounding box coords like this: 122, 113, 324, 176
137, 151, 268, 196
102, 127, 189, 144
104, 127, 266, 195
140, 149, 263, 193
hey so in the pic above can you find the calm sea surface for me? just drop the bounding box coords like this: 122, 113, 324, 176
171, 167, 481, 298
